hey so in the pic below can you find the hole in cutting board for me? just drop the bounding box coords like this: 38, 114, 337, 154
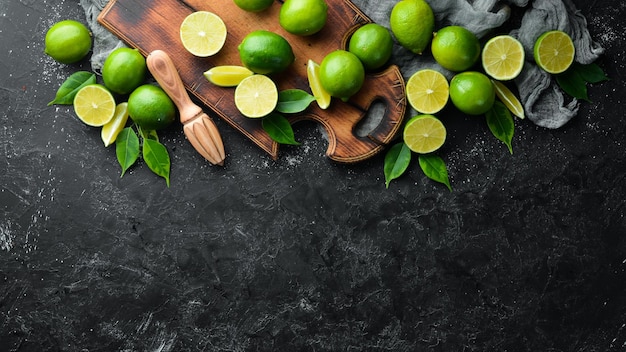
354, 99, 386, 137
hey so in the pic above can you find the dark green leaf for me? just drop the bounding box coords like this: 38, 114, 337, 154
262, 113, 300, 145
384, 142, 411, 188
574, 63, 609, 84
486, 101, 514, 154
557, 69, 589, 101
276, 89, 316, 114
418, 154, 452, 191
116, 127, 140, 177
143, 138, 171, 187
48, 71, 96, 106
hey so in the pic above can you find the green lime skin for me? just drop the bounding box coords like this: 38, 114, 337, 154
279, 0, 328, 36
431, 26, 481, 72
127, 85, 177, 130
389, 0, 435, 54
233, 0, 274, 12
319, 50, 365, 101
449, 71, 496, 115
102, 48, 147, 95
238, 30, 295, 74
44, 20, 92, 64
348, 23, 394, 70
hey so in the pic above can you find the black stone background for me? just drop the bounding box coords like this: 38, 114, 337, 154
1, 0, 625, 351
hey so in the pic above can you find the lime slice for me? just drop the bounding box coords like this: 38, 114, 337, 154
73, 84, 116, 127
403, 114, 446, 154
482, 35, 525, 81
406, 69, 449, 114
179, 11, 227, 57
234, 74, 278, 118
306, 59, 331, 109
204, 66, 254, 87
492, 80, 525, 119
101, 102, 129, 147
533, 30, 575, 74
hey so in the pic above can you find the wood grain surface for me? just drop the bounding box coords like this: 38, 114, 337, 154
98, 0, 406, 162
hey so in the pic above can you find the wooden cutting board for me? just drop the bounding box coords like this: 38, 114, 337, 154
98, 0, 406, 163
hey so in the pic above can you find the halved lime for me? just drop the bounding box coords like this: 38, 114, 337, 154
482, 35, 525, 81
73, 84, 116, 127
234, 75, 278, 118
403, 114, 447, 154
180, 11, 227, 57
406, 69, 449, 114
533, 30, 575, 74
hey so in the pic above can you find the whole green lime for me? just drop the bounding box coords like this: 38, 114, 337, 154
319, 50, 365, 101
127, 85, 177, 130
44, 20, 92, 64
389, 0, 434, 54
279, 0, 328, 36
233, 0, 274, 12
238, 30, 295, 74
431, 25, 481, 72
449, 71, 495, 115
102, 48, 147, 95
348, 23, 393, 70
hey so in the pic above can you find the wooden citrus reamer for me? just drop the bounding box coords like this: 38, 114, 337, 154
146, 49, 226, 166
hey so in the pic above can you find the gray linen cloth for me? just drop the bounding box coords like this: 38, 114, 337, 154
80, 0, 604, 129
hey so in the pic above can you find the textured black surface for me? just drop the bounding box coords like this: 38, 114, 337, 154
1, 1, 626, 351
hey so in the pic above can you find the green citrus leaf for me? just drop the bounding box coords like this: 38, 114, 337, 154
115, 127, 140, 177
142, 138, 171, 187
486, 101, 514, 154
262, 112, 300, 145
276, 89, 316, 114
384, 142, 411, 188
557, 63, 609, 102
557, 68, 589, 101
574, 62, 609, 84
418, 154, 452, 191
48, 71, 96, 106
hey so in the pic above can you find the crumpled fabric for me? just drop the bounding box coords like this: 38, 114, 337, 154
509, 0, 604, 128
81, 0, 604, 129
79, 0, 125, 73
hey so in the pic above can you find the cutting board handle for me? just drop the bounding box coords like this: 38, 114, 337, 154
146, 49, 202, 124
